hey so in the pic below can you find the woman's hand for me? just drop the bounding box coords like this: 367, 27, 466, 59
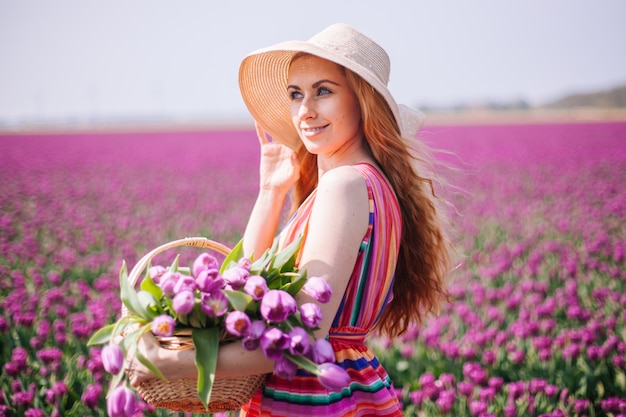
256, 122, 300, 193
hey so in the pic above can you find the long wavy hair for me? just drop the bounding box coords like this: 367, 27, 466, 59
289, 58, 452, 338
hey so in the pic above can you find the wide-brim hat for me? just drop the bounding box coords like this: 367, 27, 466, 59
238, 23, 425, 150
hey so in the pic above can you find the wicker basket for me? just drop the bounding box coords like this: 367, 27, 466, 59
122, 237, 267, 413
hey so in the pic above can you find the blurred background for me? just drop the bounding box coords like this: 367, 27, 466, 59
1, 0, 625, 129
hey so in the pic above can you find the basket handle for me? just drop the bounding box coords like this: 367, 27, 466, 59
127, 237, 232, 287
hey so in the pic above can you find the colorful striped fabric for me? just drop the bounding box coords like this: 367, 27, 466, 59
241, 163, 403, 417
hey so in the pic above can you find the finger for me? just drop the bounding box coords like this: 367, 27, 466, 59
255, 121, 269, 145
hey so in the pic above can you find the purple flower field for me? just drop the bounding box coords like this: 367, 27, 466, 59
1, 122, 625, 416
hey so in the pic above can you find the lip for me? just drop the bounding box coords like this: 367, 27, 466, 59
300, 124, 329, 137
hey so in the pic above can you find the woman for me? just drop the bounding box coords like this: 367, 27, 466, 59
129, 23, 451, 416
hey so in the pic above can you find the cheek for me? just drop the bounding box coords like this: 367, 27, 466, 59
290, 104, 300, 126
342, 104, 362, 134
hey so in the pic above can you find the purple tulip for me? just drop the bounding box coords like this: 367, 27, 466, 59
107, 386, 136, 417
243, 275, 268, 300
101, 344, 124, 374
299, 303, 323, 328
81, 383, 102, 409
24, 409, 44, 417
242, 320, 266, 350
172, 290, 195, 315
45, 381, 67, 404
479, 386, 496, 402
13, 383, 36, 407
260, 327, 289, 360
148, 265, 166, 283
316, 363, 350, 391
439, 373, 455, 388
159, 271, 180, 297
242, 336, 260, 351
196, 268, 223, 293
612, 355, 626, 368
503, 404, 517, 417
225, 311, 251, 337
248, 320, 267, 340
544, 384, 559, 397
260, 290, 297, 323
468, 399, 487, 417
419, 372, 435, 386
173, 275, 197, 294
302, 276, 332, 303
221, 266, 249, 290
311, 338, 335, 364
192, 253, 219, 278
238, 257, 252, 270
573, 399, 590, 413
151, 315, 176, 337
288, 327, 311, 356
457, 381, 474, 397
488, 376, 504, 392
10, 347, 28, 373
200, 291, 229, 317
409, 390, 423, 406
436, 389, 455, 413
422, 382, 439, 401
529, 378, 547, 394
507, 381, 525, 400
273, 356, 298, 380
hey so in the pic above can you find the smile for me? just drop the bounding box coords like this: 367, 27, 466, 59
301, 125, 328, 136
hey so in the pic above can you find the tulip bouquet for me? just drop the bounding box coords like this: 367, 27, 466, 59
88, 237, 350, 414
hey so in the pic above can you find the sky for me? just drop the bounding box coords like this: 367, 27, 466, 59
1, 0, 625, 126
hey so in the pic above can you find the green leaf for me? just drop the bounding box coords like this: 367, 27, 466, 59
188, 304, 203, 328
193, 327, 220, 410
224, 289, 253, 312
107, 370, 125, 398
283, 270, 307, 297
87, 324, 116, 346
265, 270, 283, 289
119, 262, 151, 321
220, 239, 244, 274
137, 291, 159, 319
140, 273, 163, 301
271, 235, 302, 271
192, 303, 207, 328
169, 254, 181, 272
250, 240, 278, 273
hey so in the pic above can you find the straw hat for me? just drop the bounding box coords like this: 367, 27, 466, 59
238, 23, 425, 150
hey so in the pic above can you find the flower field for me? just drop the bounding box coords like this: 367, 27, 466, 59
1, 122, 625, 416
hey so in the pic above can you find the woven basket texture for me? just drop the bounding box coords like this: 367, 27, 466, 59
123, 237, 267, 413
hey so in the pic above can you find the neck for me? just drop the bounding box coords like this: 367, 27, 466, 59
316, 137, 374, 177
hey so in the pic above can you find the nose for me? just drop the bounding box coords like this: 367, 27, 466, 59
297, 96, 316, 120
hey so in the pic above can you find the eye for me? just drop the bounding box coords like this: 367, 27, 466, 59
317, 87, 332, 96
289, 90, 303, 100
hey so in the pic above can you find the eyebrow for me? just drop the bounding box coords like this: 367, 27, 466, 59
287, 79, 341, 90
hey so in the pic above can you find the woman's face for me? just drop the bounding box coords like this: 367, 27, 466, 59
287, 54, 363, 157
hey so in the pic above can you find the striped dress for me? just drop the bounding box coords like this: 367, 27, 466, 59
241, 163, 403, 417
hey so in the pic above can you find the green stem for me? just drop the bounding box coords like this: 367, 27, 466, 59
283, 352, 320, 375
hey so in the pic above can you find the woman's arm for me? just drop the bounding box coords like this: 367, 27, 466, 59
127, 166, 369, 385
242, 123, 300, 258
127, 332, 275, 386
294, 165, 370, 337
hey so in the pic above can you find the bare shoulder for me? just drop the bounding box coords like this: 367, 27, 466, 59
304, 165, 369, 269
317, 165, 367, 198
313, 165, 369, 229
